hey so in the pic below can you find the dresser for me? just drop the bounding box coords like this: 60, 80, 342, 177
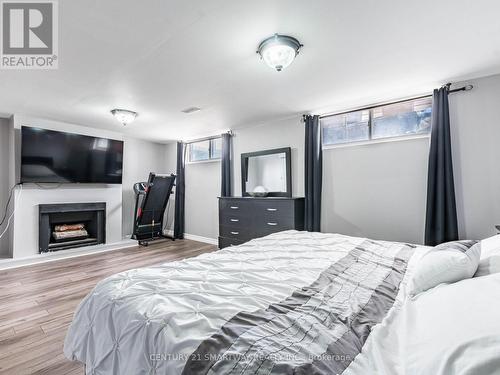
218, 197, 305, 249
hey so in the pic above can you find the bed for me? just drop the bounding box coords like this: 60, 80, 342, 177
64, 230, 500, 375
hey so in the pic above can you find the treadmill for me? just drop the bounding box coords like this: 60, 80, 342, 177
132, 172, 176, 246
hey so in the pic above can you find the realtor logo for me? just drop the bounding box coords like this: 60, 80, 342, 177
1, 0, 58, 69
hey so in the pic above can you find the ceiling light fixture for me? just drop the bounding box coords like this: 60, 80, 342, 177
181, 106, 201, 114
257, 34, 303, 72
110, 109, 138, 126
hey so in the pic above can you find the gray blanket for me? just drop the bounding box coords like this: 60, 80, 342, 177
183, 240, 414, 374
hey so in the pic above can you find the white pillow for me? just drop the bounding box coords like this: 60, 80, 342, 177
475, 235, 500, 277
475, 255, 500, 277
480, 234, 500, 259
408, 240, 481, 296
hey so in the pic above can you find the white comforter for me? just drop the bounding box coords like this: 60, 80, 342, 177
64, 230, 500, 375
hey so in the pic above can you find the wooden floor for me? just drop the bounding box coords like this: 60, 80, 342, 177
0, 239, 216, 375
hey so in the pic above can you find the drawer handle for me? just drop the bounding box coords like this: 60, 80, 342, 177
230, 206, 239, 210
266, 208, 278, 212
230, 219, 239, 222
231, 231, 239, 235
267, 222, 278, 226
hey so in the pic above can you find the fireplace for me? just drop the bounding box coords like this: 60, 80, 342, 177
39, 202, 106, 253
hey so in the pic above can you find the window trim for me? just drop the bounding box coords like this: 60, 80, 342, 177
186, 157, 221, 165
322, 133, 429, 151
186, 136, 222, 164
320, 95, 432, 148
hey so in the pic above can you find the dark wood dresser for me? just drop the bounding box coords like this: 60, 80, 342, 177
218, 197, 305, 249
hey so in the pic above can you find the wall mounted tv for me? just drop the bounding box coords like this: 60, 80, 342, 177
21, 126, 124, 184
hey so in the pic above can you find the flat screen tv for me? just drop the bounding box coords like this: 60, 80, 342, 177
21, 126, 124, 184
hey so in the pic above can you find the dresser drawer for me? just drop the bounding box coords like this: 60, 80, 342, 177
219, 199, 253, 217
255, 200, 294, 217
219, 225, 253, 241
218, 197, 305, 245
253, 220, 292, 236
219, 214, 251, 228
218, 237, 247, 249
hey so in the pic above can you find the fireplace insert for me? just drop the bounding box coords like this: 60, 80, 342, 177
39, 202, 106, 253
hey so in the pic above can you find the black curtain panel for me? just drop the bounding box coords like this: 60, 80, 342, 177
425, 86, 459, 246
221, 132, 232, 197
304, 115, 323, 232
174, 141, 186, 239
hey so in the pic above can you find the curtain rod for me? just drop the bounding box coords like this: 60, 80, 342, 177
312, 84, 473, 120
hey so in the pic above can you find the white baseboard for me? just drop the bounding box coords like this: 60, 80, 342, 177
0, 232, 218, 271
184, 233, 218, 245
0, 239, 138, 271
163, 230, 218, 246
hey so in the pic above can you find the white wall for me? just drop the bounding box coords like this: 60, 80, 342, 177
0, 118, 10, 257
12, 185, 123, 258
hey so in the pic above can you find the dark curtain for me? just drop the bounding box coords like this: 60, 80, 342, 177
174, 142, 185, 239
304, 115, 322, 232
220, 132, 232, 197
425, 86, 459, 246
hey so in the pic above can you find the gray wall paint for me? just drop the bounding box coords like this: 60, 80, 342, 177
0, 118, 10, 257
2, 75, 495, 251
450, 74, 500, 240
322, 74, 500, 243
326, 74, 500, 243
121, 137, 169, 238
3, 77, 493, 249
171, 117, 304, 240
163, 142, 177, 234
163, 141, 220, 240
233, 117, 304, 197
171, 73, 500, 244
185, 160, 221, 239
321, 137, 429, 244
232, 117, 429, 244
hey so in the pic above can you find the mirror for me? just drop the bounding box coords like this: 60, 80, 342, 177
241, 147, 291, 197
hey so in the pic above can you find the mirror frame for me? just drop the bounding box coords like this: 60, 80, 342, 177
241, 147, 292, 197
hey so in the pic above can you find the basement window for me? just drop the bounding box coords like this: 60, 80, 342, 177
187, 137, 222, 163
321, 97, 432, 147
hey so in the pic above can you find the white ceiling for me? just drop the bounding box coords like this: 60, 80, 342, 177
1, 0, 500, 142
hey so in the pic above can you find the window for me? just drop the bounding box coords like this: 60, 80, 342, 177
321, 97, 432, 146
211, 137, 222, 159
187, 137, 222, 162
322, 110, 370, 145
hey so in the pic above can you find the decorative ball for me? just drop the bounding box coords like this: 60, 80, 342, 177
250, 186, 268, 197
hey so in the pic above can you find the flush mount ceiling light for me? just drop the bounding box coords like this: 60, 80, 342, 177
257, 34, 303, 72
181, 106, 201, 114
110, 109, 138, 126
